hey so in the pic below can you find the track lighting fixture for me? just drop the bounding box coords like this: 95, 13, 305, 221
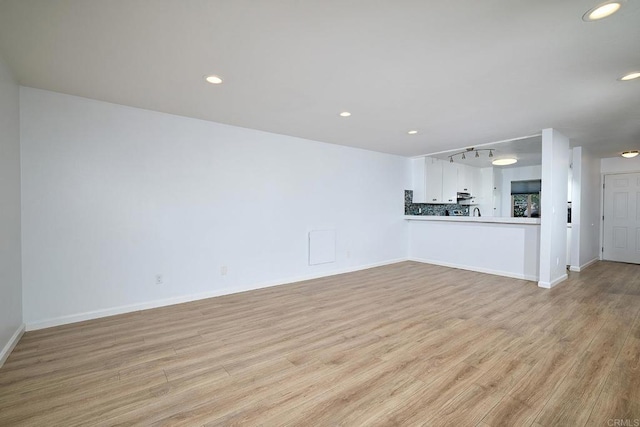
447, 148, 495, 163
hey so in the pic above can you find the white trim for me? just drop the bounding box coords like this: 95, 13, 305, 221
0, 323, 25, 367
538, 273, 568, 289
569, 258, 598, 272
25, 258, 407, 331
408, 257, 539, 282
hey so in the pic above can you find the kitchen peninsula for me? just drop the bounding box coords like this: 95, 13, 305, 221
405, 148, 543, 282
406, 215, 541, 281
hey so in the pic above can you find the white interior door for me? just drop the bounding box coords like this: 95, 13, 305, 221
603, 173, 640, 264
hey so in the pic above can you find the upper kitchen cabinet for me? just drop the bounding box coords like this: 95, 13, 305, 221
455, 163, 476, 194
466, 165, 483, 196
423, 157, 458, 204
411, 157, 427, 203
425, 157, 444, 203
456, 163, 469, 193
441, 161, 458, 203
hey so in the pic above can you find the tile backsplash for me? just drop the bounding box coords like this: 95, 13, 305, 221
404, 190, 469, 216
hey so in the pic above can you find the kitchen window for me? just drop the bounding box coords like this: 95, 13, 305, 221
511, 179, 541, 218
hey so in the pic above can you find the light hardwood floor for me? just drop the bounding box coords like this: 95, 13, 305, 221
1, 261, 639, 426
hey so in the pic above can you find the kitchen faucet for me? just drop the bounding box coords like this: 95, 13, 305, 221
473, 207, 481, 217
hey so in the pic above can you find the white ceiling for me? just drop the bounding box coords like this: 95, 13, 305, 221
0, 0, 638, 158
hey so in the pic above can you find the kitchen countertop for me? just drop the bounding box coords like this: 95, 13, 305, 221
404, 215, 541, 225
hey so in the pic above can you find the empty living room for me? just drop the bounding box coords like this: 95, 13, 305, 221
1, 1, 639, 425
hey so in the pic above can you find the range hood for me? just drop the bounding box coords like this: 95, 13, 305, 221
457, 192, 476, 205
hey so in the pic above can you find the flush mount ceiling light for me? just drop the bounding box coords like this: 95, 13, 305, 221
619, 72, 640, 81
621, 150, 639, 158
339, 112, 351, 117
492, 158, 518, 166
582, 1, 623, 21
407, 130, 418, 135
204, 75, 223, 84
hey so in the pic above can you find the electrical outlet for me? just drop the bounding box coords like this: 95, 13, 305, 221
155, 274, 163, 285
220, 265, 228, 276
347, 250, 351, 259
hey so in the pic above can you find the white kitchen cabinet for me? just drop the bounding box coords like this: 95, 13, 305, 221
425, 157, 443, 203
457, 163, 484, 194
467, 166, 482, 196
442, 161, 458, 203
411, 158, 427, 203
456, 164, 470, 193
459, 164, 488, 196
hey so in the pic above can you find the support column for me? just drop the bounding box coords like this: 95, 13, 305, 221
539, 128, 570, 288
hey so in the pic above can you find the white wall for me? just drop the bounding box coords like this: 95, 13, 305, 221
601, 156, 640, 174
577, 149, 601, 269
538, 128, 569, 288
20, 88, 410, 329
495, 165, 542, 217
0, 55, 23, 365
569, 147, 581, 269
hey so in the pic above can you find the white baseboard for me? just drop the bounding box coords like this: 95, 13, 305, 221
538, 273, 568, 289
408, 257, 539, 282
569, 258, 598, 272
0, 323, 25, 368
26, 258, 408, 331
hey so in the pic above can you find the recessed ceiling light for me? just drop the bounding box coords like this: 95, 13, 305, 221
205, 75, 223, 84
492, 158, 518, 166
582, 1, 623, 21
339, 112, 351, 117
621, 151, 639, 158
619, 72, 640, 81
407, 130, 418, 135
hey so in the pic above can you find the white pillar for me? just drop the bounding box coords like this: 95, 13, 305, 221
539, 128, 570, 288
570, 147, 582, 270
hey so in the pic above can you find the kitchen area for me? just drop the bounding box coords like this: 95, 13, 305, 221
405, 136, 544, 282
